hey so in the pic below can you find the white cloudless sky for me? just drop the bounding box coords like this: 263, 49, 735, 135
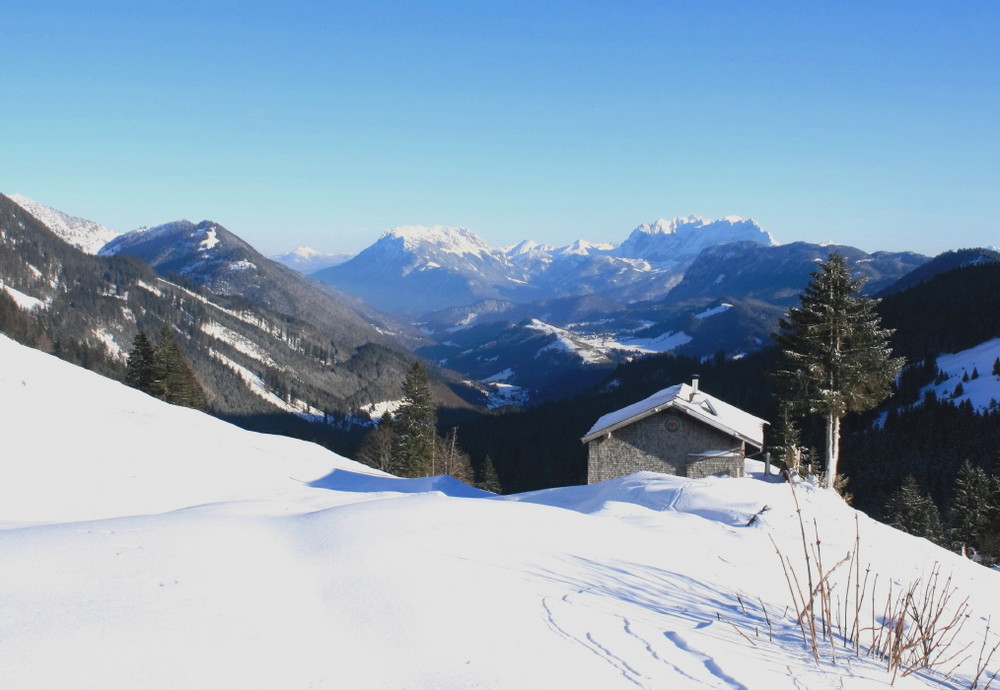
2, 0, 997, 256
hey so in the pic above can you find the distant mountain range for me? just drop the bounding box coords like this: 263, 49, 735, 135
307, 218, 927, 403
9, 192, 994, 411
311, 216, 778, 314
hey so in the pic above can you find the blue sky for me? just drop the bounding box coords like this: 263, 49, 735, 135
3, 1, 997, 256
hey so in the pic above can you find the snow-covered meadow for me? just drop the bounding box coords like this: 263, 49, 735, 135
1, 333, 998, 689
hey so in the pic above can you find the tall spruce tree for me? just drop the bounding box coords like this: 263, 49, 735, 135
391, 362, 436, 477
152, 327, 208, 410
477, 454, 503, 494
772, 253, 904, 490
886, 475, 944, 544
125, 330, 157, 393
950, 460, 994, 557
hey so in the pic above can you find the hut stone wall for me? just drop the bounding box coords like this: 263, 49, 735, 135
586, 409, 744, 484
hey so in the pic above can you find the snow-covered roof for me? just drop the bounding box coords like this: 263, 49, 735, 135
581, 380, 768, 449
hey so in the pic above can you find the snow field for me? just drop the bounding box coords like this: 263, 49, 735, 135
1, 333, 998, 689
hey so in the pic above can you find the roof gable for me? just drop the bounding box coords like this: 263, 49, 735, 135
581, 382, 767, 448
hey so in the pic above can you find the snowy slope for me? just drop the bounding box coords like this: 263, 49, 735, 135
1, 333, 998, 689
925, 337, 1000, 411
6, 193, 121, 254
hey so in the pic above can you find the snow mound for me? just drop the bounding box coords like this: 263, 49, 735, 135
0, 333, 375, 524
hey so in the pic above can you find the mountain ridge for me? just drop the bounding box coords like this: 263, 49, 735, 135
312, 216, 779, 315
8, 194, 121, 254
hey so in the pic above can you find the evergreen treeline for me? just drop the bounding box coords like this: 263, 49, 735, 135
125, 328, 208, 409
880, 262, 1000, 363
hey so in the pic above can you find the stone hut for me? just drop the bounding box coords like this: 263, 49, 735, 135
582, 377, 767, 484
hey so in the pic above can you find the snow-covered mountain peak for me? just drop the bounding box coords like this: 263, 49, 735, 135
557, 239, 615, 256
632, 215, 764, 237
136, 219, 197, 237
7, 194, 121, 254
633, 216, 707, 235
615, 215, 776, 264
383, 225, 494, 259
289, 246, 325, 259
99, 220, 198, 256
504, 239, 554, 256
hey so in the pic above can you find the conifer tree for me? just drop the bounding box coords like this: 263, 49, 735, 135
391, 362, 436, 477
477, 454, 503, 494
769, 401, 806, 476
886, 475, 944, 544
772, 253, 904, 490
152, 327, 208, 410
125, 330, 157, 393
950, 460, 993, 556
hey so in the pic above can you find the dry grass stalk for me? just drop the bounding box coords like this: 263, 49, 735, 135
770, 472, 997, 686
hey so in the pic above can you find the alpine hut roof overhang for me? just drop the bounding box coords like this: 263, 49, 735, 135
581, 377, 767, 450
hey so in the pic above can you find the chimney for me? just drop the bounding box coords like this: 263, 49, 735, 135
690, 375, 700, 400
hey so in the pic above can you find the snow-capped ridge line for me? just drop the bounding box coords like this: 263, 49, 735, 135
6, 193, 122, 254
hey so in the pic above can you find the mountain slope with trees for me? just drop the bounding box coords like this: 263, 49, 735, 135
0, 194, 425, 453
100, 219, 423, 350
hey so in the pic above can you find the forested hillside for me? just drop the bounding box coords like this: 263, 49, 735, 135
0, 195, 421, 454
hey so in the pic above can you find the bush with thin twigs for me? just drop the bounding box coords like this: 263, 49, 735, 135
770, 473, 1000, 687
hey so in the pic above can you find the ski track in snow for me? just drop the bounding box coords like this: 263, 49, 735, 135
541, 595, 647, 688
663, 631, 749, 690
543, 589, 753, 690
